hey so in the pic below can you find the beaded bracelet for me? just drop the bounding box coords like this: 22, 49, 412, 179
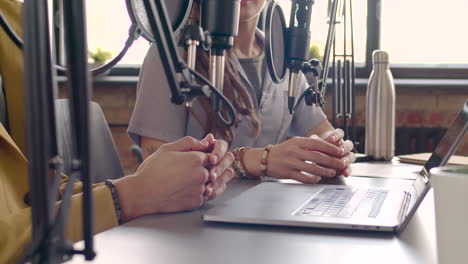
105, 180, 123, 225
260, 144, 273, 177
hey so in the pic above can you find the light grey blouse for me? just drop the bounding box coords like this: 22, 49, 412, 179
128, 30, 327, 150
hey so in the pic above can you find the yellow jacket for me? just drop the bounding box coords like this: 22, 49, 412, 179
1, 0, 118, 263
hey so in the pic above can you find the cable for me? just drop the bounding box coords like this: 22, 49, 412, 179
0, 13, 139, 77
294, 86, 312, 111
184, 107, 189, 136
130, 144, 144, 164
0, 10, 23, 49
187, 67, 236, 127
55, 25, 140, 76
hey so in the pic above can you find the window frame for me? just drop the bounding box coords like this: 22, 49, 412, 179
55, 0, 467, 82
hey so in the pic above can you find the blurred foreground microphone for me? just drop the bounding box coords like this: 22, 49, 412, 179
286, 0, 315, 114
201, 0, 240, 94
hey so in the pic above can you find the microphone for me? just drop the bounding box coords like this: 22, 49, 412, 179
286, 0, 315, 114
201, 0, 240, 94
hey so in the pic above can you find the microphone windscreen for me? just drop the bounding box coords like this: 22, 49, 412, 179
127, 0, 193, 42
265, 1, 287, 84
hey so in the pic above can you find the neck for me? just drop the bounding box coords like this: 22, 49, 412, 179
233, 17, 260, 58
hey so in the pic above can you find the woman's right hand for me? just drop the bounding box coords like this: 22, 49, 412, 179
115, 137, 219, 222
243, 136, 347, 184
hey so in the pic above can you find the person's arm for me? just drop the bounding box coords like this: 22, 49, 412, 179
304, 119, 335, 138
291, 74, 355, 177
141, 136, 167, 159
0, 183, 118, 264
0, 207, 32, 263
240, 136, 346, 183
0, 122, 117, 263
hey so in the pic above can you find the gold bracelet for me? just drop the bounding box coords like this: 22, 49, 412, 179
232, 147, 248, 178
260, 144, 273, 177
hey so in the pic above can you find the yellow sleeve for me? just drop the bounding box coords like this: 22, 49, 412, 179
0, 206, 32, 264
0, 0, 27, 153
65, 183, 119, 242
0, 183, 118, 264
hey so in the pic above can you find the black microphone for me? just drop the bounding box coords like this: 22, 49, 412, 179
286, 0, 315, 114
201, 0, 240, 94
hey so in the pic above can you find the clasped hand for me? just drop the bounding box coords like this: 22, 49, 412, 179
265, 129, 355, 183
115, 134, 234, 222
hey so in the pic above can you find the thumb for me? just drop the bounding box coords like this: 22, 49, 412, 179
160, 136, 211, 152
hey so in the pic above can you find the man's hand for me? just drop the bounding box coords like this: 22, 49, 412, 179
198, 134, 236, 200
114, 135, 234, 222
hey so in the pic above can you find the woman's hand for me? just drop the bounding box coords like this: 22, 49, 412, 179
243, 137, 347, 184
320, 129, 356, 177
114, 135, 234, 222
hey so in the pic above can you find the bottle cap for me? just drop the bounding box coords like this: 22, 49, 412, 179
372, 50, 389, 64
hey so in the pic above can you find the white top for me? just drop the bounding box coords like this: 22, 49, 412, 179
128, 29, 327, 149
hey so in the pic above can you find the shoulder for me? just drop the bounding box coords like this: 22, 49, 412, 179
141, 44, 160, 70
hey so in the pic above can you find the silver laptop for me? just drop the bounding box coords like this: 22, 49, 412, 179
203, 100, 468, 232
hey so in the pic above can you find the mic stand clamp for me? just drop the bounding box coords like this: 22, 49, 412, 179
178, 24, 212, 109
303, 59, 325, 107
178, 25, 211, 70
171, 63, 211, 106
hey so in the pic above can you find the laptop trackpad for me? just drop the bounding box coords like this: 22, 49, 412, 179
213, 182, 325, 218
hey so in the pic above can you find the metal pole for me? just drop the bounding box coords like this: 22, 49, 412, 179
61, 0, 95, 259
23, 0, 61, 262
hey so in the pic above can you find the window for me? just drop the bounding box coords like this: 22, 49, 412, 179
381, 0, 468, 64
81, 0, 468, 78
83, 0, 368, 66
85, 0, 149, 65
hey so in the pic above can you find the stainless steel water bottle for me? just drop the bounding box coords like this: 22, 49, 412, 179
365, 50, 395, 160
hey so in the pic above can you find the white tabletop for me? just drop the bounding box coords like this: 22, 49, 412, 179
72, 163, 437, 264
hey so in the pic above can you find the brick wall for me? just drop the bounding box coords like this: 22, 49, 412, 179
65, 83, 467, 175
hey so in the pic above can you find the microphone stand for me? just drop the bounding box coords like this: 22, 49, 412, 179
286, 0, 315, 114
179, 24, 208, 70
141, 0, 207, 105
61, 0, 95, 259
294, 0, 357, 145
200, 0, 240, 122
22, 0, 95, 262
143, 0, 235, 126
22, 0, 64, 262
321, 0, 356, 143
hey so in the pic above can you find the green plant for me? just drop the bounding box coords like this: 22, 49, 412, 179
309, 45, 323, 61
88, 48, 113, 64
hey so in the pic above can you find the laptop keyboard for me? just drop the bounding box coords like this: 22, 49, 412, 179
295, 188, 388, 218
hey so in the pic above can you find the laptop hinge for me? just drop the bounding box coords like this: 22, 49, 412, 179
397, 191, 411, 224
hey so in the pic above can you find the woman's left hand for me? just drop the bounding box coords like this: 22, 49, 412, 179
320, 129, 356, 177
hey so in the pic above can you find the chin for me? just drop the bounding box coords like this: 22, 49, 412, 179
239, 0, 265, 22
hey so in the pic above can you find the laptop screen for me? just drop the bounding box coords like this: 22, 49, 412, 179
406, 100, 467, 220
423, 100, 468, 175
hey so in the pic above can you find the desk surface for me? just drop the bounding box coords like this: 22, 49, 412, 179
72, 163, 437, 264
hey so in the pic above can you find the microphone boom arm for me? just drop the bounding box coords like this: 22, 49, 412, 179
143, 0, 236, 127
